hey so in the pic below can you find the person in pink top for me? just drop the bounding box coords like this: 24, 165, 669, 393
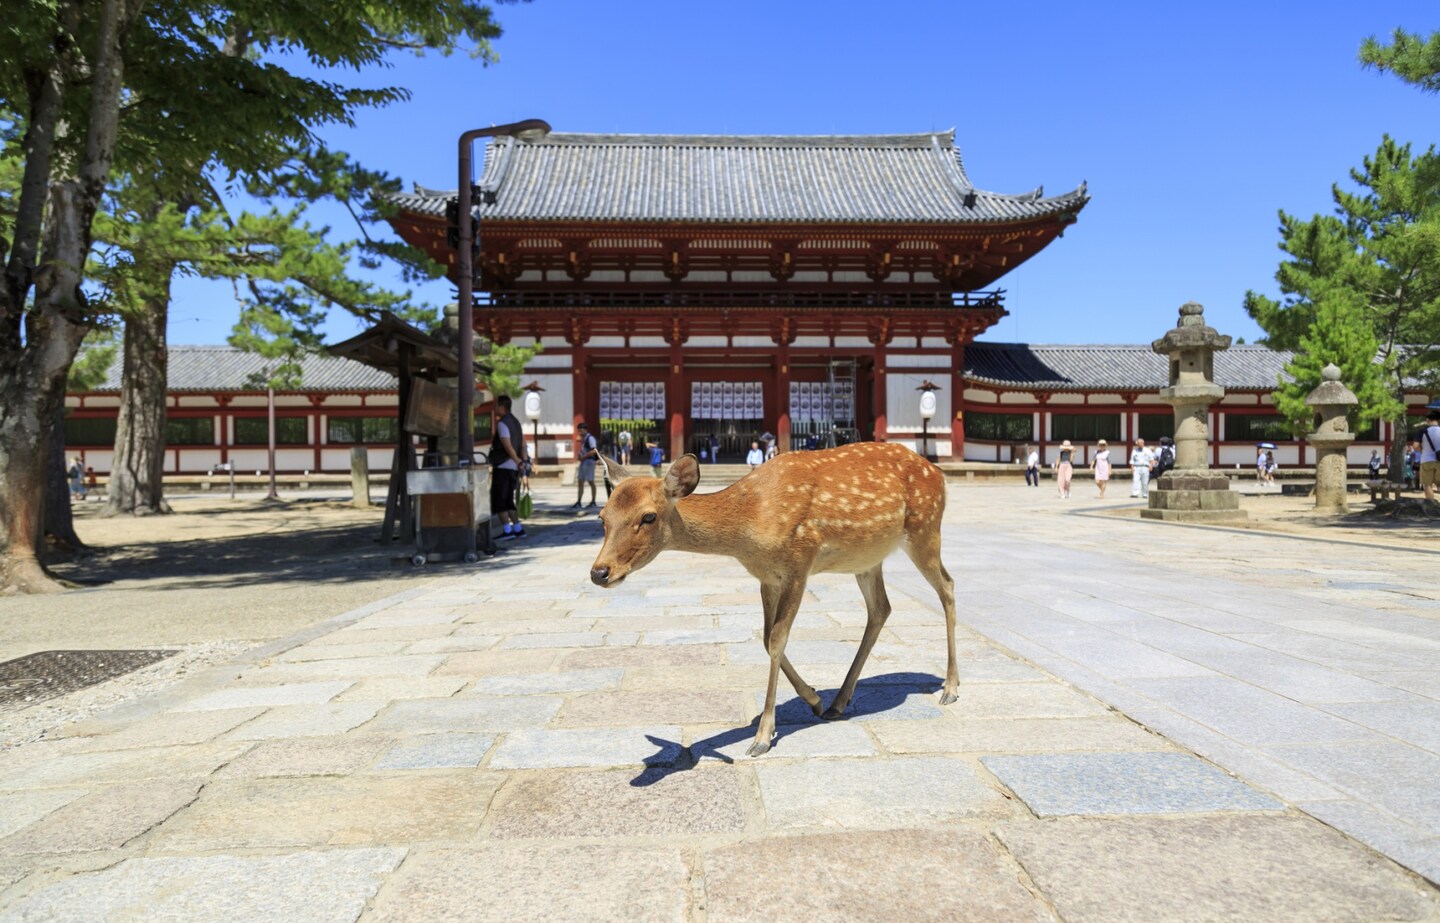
1092, 439, 1112, 498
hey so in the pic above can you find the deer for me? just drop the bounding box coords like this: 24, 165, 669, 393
590, 442, 958, 757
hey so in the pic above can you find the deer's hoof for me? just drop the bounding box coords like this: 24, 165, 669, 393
820, 705, 845, 721
807, 698, 825, 717
746, 738, 772, 758
938, 690, 959, 706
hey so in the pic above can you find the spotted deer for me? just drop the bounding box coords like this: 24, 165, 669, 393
590, 442, 958, 757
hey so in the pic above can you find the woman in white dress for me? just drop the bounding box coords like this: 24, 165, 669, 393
1092, 439, 1112, 498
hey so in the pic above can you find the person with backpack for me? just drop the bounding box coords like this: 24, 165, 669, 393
1421, 410, 1440, 502
1152, 436, 1176, 481
490, 395, 528, 540
572, 421, 600, 509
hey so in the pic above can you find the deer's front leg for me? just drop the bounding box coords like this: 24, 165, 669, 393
751, 577, 807, 757
761, 583, 823, 717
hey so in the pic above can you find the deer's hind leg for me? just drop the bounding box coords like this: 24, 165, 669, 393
822, 562, 891, 720
761, 583, 823, 718
903, 522, 959, 705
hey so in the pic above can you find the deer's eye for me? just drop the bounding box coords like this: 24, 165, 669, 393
640, 513, 657, 525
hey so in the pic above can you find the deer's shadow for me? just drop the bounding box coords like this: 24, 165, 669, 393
630, 671, 942, 787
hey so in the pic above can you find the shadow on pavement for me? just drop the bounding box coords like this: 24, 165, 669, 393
50, 501, 606, 592
631, 672, 942, 786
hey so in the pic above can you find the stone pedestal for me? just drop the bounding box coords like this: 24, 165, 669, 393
1306, 364, 1358, 513
1143, 302, 1247, 522
1140, 472, 1243, 521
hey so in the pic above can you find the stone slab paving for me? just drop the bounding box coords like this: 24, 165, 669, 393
883, 483, 1440, 883
982, 752, 1285, 816
0, 491, 1436, 919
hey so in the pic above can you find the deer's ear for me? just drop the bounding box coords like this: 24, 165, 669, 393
663, 454, 700, 500
600, 457, 635, 482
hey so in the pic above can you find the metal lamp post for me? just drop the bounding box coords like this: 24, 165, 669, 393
916, 380, 940, 462
455, 118, 552, 464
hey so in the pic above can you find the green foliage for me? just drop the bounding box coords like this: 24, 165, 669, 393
1245, 136, 1440, 424
66, 330, 118, 391
1272, 293, 1402, 434
482, 342, 543, 399
1361, 28, 1440, 94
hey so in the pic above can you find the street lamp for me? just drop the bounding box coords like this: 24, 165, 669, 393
455, 118, 551, 464
916, 380, 940, 462
523, 380, 545, 464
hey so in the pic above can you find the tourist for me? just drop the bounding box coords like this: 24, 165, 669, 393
1408, 439, 1422, 490
1056, 439, 1075, 499
1153, 436, 1175, 481
765, 438, 778, 462
1420, 410, 1440, 502
709, 432, 720, 464
85, 466, 98, 499
1024, 445, 1040, 487
572, 421, 600, 509
746, 441, 764, 468
647, 437, 665, 477
1368, 449, 1383, 481
67, 457, 86, 500
1129, 438, 1154, 499
617, 428, 633, 466
1092, 439, 1112, 498
1265, 450, 1278, 486
1256, 447, 1268, 486
490, 395, 527, 541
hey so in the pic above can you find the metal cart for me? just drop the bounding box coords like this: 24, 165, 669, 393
406, 465, 492, 565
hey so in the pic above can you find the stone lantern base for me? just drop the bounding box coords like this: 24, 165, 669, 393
1140, 472, 1247, 522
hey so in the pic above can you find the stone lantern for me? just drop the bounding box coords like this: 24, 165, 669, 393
1141, 302, 1246, 521
1305, 364, 1358, 512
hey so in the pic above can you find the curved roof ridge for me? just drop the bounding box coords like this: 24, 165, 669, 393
526, 130, 958, 148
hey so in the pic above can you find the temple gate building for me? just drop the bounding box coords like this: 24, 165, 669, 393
386, 130, 1089, 462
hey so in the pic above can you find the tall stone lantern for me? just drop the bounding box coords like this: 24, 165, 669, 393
1142, 302, 1246, 521
1306, 364, 1358, 512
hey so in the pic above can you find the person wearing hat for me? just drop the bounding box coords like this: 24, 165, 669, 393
1092, 439, 1112, 498
1420, 409, 1440, 502
572, 421, 600, 509
1056, 439, 1075, 499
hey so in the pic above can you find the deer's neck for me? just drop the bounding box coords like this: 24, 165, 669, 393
670, 490, 749, 559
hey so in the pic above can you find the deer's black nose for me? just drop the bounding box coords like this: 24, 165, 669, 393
590, 566, 610, 586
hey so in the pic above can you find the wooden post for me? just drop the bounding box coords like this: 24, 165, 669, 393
350, 446, 370, 509
668, 343, 685, 462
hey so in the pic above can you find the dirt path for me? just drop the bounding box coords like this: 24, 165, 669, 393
0, 496, 436, 661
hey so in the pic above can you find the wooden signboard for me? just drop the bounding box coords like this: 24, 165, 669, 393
406, 379, 453, 437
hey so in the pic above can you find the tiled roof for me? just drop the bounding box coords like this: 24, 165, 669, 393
90, 346, 395, 393
963, 343, 1295, 392
391, 130, 1088, 225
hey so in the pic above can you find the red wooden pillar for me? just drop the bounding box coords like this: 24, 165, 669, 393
572, 356, 588, 439
774, 325, 792, 451
869, 318, 891, 442
667, 341, 685, 463
950, 342, 966, 460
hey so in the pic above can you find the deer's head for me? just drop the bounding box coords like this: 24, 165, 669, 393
589, 454, 700, 587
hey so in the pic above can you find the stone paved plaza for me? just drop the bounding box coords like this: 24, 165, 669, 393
1, 480, 1438, 921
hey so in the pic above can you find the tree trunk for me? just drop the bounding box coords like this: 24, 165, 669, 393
106, 282, 173, 516
0, 0, 139, 593
44, 403, 84, 549
0, 338, 84, 593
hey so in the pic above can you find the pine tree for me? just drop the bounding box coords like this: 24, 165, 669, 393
1361, 28, 1440, 93
1272, 292, 1402, 435
1245, 137, 1440, 472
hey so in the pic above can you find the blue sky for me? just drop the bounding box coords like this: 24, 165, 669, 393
169, 1, 1440, 349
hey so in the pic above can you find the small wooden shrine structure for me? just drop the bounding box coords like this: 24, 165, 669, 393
326, 312, 490, 541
